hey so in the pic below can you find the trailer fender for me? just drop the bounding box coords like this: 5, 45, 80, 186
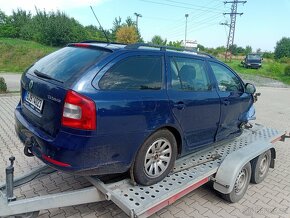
213, 141, 275, 194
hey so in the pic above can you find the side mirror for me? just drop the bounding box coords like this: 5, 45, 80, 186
245, 83, 256, 94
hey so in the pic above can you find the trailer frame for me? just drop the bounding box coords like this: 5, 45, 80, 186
0, 124, 287, 218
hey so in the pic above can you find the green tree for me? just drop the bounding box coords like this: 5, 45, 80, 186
167, 40, 183, 48
31, 9, 88, 46
197, 44, 205, 51
245, 45, 252, 54
125, 16, 135, 27
151, 35, 167, 45
215, 46, 226, 54
236, 46, 245, 54
85, 25, 111, 42
274, 37, 290, 59
229, 44, 238, 55
0, 10, 17, 37
11, 9, 32, 38
263, 51, 274, 59
111, 17, 122, 40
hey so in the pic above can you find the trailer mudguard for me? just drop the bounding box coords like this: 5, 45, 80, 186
213, 141, 275, 194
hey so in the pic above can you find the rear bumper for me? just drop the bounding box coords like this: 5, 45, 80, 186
15, 104, 134, 175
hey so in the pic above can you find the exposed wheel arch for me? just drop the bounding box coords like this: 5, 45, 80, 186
129, 125, 183, 171
153, 126, 183, 155
163, 126, 182, 154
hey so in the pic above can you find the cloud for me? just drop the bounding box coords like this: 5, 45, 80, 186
1, 0, 108, 14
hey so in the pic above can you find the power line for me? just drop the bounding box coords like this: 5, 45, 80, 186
140, 0, 225, 13
223, 0, 247, 61
142, 16, 181, 22
171, 1, 226, 32
165, 0, 224, 12
165, 6, 225, 36
148, 0, 225, 36
139, 0, 226, 42
167, 13, 223, 37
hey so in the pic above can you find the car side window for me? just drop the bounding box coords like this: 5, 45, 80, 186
170, 57, 211, 91
209, 62, 243, 92
99, 56, 162, 90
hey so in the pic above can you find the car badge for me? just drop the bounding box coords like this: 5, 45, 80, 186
29, 80, 34, 90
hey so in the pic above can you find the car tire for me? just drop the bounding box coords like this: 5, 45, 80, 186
221, 162, 251, 203
132, 129, 177, 186
250, 150, 271, 184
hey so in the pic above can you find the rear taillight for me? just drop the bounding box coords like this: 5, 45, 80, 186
61, 90, 96, 130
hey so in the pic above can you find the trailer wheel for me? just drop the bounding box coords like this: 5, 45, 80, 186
132, 129, 177, 186
14, 211, 40, 218
221, 162, 251, 203
250, 150, 271, 184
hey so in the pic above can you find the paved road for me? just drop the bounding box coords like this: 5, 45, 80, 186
0, 73, 22, 92
0, 87, 289, 218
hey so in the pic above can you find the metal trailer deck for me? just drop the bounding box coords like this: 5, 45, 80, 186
0, 124, 287, 218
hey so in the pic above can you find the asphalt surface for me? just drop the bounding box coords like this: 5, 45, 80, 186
0, 87, 289, 217
0, 73, 21, 92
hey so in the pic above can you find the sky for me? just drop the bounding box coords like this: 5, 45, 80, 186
1, 0, 290, 51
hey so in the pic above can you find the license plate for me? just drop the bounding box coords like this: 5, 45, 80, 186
25, 92, 44, 113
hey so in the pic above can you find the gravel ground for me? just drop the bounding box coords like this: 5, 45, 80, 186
239, 73, 290, 88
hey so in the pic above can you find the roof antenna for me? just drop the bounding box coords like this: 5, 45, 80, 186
90, 6, 110, 43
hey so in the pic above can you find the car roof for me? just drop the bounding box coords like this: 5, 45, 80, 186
68, 41, 216, 60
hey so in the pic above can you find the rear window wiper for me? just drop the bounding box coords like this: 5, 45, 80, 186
34, 70, 63, 83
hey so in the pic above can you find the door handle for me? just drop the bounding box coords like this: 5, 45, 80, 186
173, 102, 185, 110
222, 99, 230, 106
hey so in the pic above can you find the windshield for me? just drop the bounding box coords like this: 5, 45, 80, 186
27, 47, 109, 83
247, 54, 261, 60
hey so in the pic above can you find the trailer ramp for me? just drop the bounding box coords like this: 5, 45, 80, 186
86, 124, 282, 218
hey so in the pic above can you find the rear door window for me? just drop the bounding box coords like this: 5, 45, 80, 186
27, 47, 109, 84
99, 56, 162, 90
170, 57, 211, 91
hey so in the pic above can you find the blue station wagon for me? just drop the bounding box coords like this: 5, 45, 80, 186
15, 42, 256, 185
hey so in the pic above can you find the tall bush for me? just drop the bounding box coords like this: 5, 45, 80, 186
284, 65, 290, 76
275, 37, 290, 59
0, 9, 112, 46
0, 77, 7, 93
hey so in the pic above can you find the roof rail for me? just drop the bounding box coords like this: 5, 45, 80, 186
124, 43, 215, 59
80, 40, 127, 45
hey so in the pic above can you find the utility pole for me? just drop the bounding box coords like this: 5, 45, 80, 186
223, 0, 246, 62
134, 13, 142, 29
185, 14, 189, 48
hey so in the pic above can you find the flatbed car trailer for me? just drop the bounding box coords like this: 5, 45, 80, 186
0, 124, 289, 218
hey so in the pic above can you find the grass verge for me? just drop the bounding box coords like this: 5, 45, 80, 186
0, 38, 57, 73
226, 59, 290, 85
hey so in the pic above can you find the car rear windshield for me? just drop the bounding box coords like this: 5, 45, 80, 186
27, 47, 110, 84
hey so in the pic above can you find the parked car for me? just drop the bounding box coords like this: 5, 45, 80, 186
242, 53, 262, 69
15, 42, 256, 185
